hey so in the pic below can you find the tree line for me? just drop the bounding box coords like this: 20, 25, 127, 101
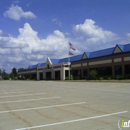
0, 67, 18, 80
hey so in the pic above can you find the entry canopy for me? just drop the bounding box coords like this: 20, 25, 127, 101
45, 57, 59, 68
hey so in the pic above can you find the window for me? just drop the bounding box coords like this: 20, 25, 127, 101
114, 65, 122, 75
55, 71, 60, 80
125, 64, 130, 75
72, 69, 81, 77
65, 70, 69, 77
98, 67, 112, 76
90, 67, 112, 76
83, 68, 87, 76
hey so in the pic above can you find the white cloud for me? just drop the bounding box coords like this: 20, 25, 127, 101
73, 19, 118, 44
0, 19, 120, 73
13, 0, 19, 4
127, 33, 130, 38
8, 57, 22, 63
4, 5, 36, 20
26, 3, 31, 7
17, 23, 68, 55
0, 30, 28, 49
0, 48, 11, 55
52, 18, 62, 27
0, 23, 69, 72
0, 30, 10, 37
120, 33, 130, 44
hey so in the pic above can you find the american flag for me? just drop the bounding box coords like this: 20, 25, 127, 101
69, 51, 74, 55
69, 42, 76, 51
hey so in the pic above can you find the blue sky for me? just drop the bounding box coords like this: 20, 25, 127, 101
0, 0, 130, 73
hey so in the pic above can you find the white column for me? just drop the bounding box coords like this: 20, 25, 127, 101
43, 70, 46, 79
53, 71, 55, 79
51, 71, 54, 79
43, 71, 44, 79
61, 67, 65, 80
37, 71, 40, 80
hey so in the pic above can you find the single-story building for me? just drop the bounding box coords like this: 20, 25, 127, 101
18, 43, 130, 80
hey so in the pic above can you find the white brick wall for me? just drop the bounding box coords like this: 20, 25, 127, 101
114, 58, 121, 62
89, 59, 112, 65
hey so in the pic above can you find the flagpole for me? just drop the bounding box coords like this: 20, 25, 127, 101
68, 42, 70, 80
68, 42, 75, 80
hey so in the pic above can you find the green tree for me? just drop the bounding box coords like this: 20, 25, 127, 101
90, 70, 98, 80
4, 74, 9, 80
0, 69, 2, 80
10, 73, 14, 80
0, 68, 6, 80
10, 68, 18, 80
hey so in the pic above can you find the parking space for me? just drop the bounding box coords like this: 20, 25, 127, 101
0, 81, 129, 130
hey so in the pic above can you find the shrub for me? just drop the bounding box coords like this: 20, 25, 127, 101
4, 75, 9, 80
90, 70, 98, 80
70, 76, 73, 80
107, 77, 111, 80
65, 77, 68, 80
14, 77, 18, 80
65, 76, 73, 80
29, 76, 32, 80
128, 75, 130, 79
10, 73, 14, 80
22, 76, 26, 80
116, 75, 124, 80
74, 76, 80, 80
99, 77, 104, 80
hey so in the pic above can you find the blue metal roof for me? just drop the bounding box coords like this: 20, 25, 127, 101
50, 59, 59, 64
118, 44, 124, 52
58, 54, 83, 63
113, 44, 130, 53
28, 64, 37, 69
58, 57, 68, 63
124, 43, 130, 52
56, 43, 130, 63
37, 63, 45, 67
89, 47, 114, 59
70, 54, 83, 62
85, 44, 130, 59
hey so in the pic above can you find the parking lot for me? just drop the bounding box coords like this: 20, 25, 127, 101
0, 81, 129, 130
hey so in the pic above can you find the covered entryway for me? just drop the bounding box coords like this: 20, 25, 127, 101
46, 72, 52, 80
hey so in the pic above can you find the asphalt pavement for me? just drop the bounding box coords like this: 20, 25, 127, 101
0, 81, 129, 130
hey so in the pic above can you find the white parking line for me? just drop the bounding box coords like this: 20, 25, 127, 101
0, 91, 23, 94
0, 93, 45, 98
0, 91, 44, 95
0, 90, 24, 93
13, 111, 128, 130
0, 102, 86, 114
0, 97, 60, 104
